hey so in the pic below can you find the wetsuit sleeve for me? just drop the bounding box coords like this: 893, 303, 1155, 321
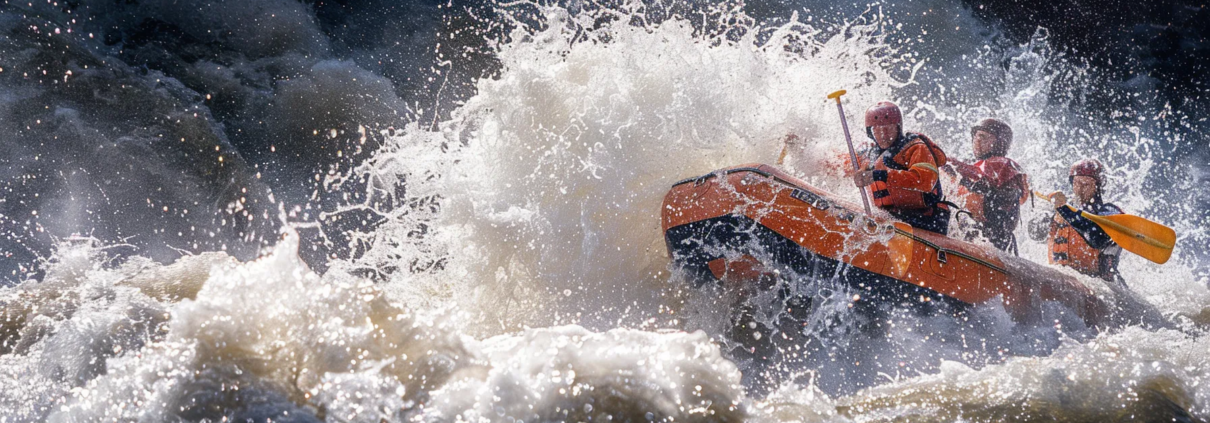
1055, 205, 1121, 249
872, 143, 939, 192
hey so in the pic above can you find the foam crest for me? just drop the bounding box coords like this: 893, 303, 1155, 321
428, 326, 746, 422
37, 233, 471, 421
0, 241, 224, 420
832, 327, 1209, 421
0, 233, 757, 421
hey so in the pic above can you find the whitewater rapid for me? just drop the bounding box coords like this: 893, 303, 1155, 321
1, 1, 1208, 422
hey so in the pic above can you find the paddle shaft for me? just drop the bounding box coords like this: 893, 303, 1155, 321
831, 92, 873, 216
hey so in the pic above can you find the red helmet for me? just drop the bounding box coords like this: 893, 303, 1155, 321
1069, 159, 1105, 187
864, 101, 902, 127
970, 118, 1013, 158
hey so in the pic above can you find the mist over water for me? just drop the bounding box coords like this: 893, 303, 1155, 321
1, 0, 1208, 421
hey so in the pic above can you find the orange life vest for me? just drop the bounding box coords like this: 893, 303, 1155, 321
861, 133, 948, 212
1048, 216, 1102, 276
1048, 202, 1123, 280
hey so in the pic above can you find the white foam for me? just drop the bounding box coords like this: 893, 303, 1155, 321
833, 327, 1210, 420
428, 326, 746, 422
348, 5, 909, 335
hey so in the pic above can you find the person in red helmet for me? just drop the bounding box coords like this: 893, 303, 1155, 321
1031, 159, 1125, 281
851, 101, 951, 234
945, 118, 1030, 254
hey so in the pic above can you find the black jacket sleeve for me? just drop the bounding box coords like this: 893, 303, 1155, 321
1055, 204, 1121, 249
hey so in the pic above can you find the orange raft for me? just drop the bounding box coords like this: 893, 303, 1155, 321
662, 164, 1110, 328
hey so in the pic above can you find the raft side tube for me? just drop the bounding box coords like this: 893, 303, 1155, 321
661, 164, 1112, 328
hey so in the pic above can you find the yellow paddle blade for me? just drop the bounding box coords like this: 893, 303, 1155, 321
1080, 212, 1176, 264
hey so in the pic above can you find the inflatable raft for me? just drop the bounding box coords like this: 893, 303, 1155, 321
662, 164, 1111, 329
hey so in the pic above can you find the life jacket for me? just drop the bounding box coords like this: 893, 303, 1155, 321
953, 156, 1029, 252
862, 133, 948, 213
1048, 201, 1123, 281
954, 157, 1028, 223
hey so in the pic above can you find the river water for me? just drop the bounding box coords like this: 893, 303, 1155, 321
1, 1, 1208, 422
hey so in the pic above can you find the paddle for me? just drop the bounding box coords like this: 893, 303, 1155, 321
1033, 190, 1175, 264
827, 90, 874, 216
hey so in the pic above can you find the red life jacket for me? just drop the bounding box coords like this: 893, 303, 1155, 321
953, 156, 1029, 225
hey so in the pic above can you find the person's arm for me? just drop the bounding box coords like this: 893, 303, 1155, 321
872, 143, 939, 192
1055, 204, 1122, 249
948, 159, 993, 194
949, 159, 983, 180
